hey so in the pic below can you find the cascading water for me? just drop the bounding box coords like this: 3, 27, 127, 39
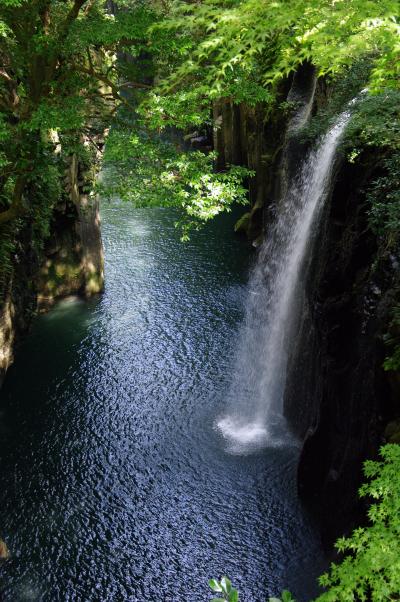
218, 107, 353, 454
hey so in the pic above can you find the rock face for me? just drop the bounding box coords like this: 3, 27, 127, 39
0, 224, 40, 388
215, 69, 399, 543
0, 538, 10, 560
213, 85, 290, 241
286, 156, 399, 544
0, 152, 104, 385
37, 153, 104, 309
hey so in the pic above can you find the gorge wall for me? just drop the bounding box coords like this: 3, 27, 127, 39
214, 70, 400, 544
288, 153, 399, 544
0, 151, 104, 388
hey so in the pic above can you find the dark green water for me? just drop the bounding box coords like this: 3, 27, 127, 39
0, 203, 325, 601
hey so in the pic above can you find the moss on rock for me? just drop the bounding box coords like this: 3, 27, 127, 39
234, 212, 251, 235
384, 420, 400, 444
0, 538, 10, 560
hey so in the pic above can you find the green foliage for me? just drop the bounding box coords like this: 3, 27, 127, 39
0, 0, 155, 294
102, 124, 252, 239
367, 153, 400, 240
383, 305, 400, 372
346, 90, 400, 156
344, 90, 400, 255
0, 221, 18, 299
138, 89, 212, 131
155, 0, 399, 103
29, 160, 62, 253
316, 444, 400, 601
209, 576, 239, 602
26, 98, 87, 133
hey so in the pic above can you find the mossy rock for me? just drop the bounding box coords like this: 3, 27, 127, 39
234, 212, 251, 235
252, 233, 264, 248
85, 272, 104, 296
384, 420, 400, 443
0, 538, 9, 560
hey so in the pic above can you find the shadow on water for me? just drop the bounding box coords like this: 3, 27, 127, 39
0, 204, 325, 601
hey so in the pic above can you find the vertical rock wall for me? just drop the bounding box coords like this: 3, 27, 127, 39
0, 150, 104, 384
212, 92, 289, 242
287, 157, 399, 544
37, 152, 104, 308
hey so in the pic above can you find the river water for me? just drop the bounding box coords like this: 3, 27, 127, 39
0, 203, 325, 601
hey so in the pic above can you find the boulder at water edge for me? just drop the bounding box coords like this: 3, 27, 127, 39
0, 538, 10, 559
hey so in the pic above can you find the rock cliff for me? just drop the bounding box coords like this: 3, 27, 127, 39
0, 151, 104, 387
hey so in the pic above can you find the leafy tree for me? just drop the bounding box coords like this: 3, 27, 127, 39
0, 0, 152, 226
154, 0, 399, 99
2, 0, 398, 240
101, 118, 252, 239
0, 0, 253, 256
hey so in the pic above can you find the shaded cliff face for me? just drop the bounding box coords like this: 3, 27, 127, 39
37, 154, 104, 309
213, 87, 290, 241
0, 153, 104, 385
0, 227, 38, 388
287, 155, 399, 544
213, 63, 316, 243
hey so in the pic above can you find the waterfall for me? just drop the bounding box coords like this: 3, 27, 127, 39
218, 107, 353, 454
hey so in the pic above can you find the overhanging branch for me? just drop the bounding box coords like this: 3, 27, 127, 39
0, 175, 27, 225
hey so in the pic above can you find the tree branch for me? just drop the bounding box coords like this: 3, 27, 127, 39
0, 175, 27, 225
60, 0, 91, 40
0, 70, 20, 109
72, 63, 145, 109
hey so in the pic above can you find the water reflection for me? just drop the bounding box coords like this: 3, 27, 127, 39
0, 205, 325, 601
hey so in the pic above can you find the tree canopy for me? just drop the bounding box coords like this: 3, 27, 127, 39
0, 0, 398, 234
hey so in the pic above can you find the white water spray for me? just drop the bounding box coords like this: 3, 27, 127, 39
218, 107, 353, 454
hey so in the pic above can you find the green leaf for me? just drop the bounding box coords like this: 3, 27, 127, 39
221, 576, 232, 594
229, 589, 239, 602
209, 579, 223, 592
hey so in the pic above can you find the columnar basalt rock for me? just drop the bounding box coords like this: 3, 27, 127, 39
212, 96, 289, 242
0, 147, 104, 384
289, 157, 399, 545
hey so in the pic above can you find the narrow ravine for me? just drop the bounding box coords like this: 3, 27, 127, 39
0, 205, 324, 601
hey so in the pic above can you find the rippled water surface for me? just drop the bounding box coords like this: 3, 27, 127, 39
0, 204, 325, 601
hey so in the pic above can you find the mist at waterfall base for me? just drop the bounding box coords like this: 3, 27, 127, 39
217, 109, 352, 455
0, 206, 326, 601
